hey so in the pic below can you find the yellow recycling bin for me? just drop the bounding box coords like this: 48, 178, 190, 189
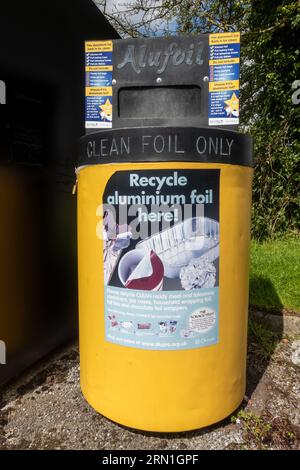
77, 127, 253, 432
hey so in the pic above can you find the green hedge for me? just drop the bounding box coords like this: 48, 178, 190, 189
241, 0, 300, 239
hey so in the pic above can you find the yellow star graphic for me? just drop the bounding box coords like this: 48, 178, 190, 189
224, 92, 239, 112
100, 98, 112, 117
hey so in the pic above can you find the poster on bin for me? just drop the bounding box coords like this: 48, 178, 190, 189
100, 169, 220, 351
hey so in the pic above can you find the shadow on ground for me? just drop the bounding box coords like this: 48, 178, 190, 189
2, 277, 295, 450
246, 276, 283, 397
249, 274, 285, 313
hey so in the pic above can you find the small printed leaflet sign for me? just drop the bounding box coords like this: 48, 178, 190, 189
0, 80, 6, 104
85, 41, 113, 129
208, 32, 240, 126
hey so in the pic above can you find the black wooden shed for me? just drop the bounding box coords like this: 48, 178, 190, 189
0, 0, 118, 384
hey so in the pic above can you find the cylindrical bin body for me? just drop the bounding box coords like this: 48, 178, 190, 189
77, 127, 253, 432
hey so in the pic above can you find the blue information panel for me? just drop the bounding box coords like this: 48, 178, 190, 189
208, 33, 240, 126
85, 41, 113, 129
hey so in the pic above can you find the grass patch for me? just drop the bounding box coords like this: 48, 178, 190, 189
231, 410, 298, 450
249, 234, 300, 312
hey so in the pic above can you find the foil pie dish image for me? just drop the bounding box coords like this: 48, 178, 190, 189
136, 217, 220, 279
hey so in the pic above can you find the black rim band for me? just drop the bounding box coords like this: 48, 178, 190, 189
78, 127, 253, 168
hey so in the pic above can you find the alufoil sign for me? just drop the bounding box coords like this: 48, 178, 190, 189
117, 41, 205, 74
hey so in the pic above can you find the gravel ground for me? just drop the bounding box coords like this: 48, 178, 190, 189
0, 328, 299, 450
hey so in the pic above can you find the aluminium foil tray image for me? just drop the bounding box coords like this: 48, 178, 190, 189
136, 217, 220, 279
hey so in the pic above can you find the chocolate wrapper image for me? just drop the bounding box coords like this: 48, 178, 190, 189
137, 323, 151, 330
135, 323, 153, 337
